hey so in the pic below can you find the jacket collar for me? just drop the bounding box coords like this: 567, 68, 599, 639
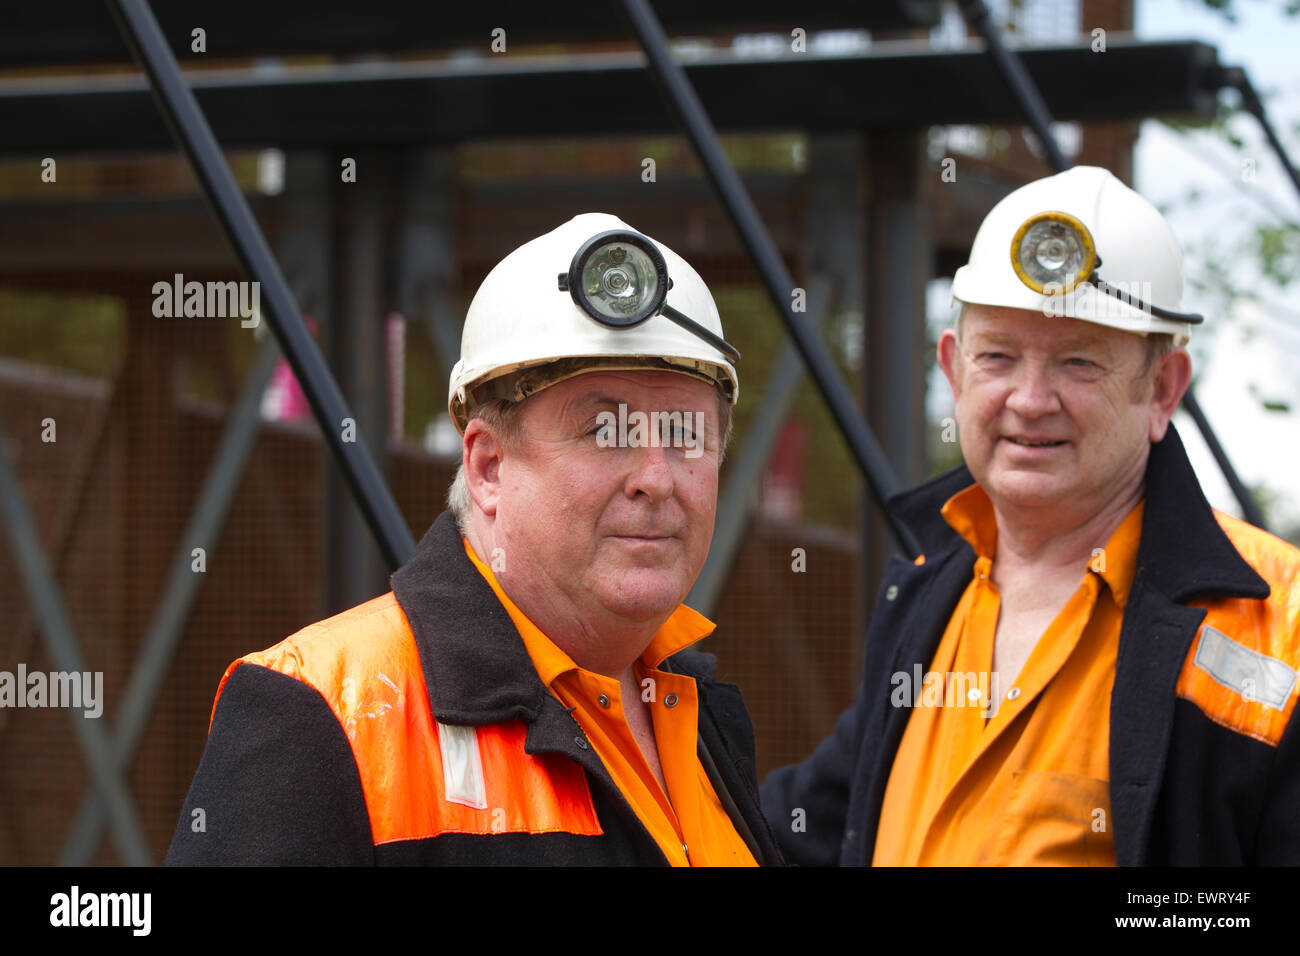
1135, 425, 1268, 602
390, 511, 552, 727
887, 423, 1268, 603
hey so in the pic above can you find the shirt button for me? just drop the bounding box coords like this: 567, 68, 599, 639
1007, 687, 1021, 701
885, 584, 899, 601
597, 694, 611, 708
664, 693, 679, 708
574, 736, 589, 750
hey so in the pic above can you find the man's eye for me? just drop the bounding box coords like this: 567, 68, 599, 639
1065, 357, 1096, 368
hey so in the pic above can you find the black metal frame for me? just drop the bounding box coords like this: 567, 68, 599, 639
6, 2, 944, 65
26, 0, 1286, 861
108, 0, 416, 568
622, 0, 921, 557
0, 40, 1223, 155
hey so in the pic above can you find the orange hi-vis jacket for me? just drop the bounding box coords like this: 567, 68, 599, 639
165, 511, 782, 866
762, 425, 1300, 865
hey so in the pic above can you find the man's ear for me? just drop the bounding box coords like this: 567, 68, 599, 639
463, 419, 505, 518
937, 329, 962, 399
1149, 347, 1193, 443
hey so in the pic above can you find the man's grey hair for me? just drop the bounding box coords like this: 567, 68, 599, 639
447, 390, 735, 531
447, 399, 523, 531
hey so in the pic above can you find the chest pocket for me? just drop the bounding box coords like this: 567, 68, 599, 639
994, 771, 1114, 866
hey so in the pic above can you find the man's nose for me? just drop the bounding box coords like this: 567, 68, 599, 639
624, 442, 675, 503
1004, 359, 1062, 417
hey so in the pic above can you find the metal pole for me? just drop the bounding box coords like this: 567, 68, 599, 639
59, 338, 282, 865
620, 0, 920, 558
689, 279, 832, 614
1181, 389, 1269, 528
691, 317, 839, 725
957, 0, 1270, 531
1225, 68, 1300, 202
955, 0, 1069, 172
107, 0, 414, 568
0, 429, 152, 866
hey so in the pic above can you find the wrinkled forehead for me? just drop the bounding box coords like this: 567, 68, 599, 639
541, 368, 724, 411
960, 303, 1142, 354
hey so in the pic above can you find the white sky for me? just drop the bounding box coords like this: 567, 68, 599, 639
1135, 0, 1300, 536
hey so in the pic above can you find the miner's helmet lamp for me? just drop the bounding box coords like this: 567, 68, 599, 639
1010, 210, 1203, 325
448, 213, 739, 432
952, 166, 1200, 345
1010, 211, 1097, 296
558, 229, 741, 364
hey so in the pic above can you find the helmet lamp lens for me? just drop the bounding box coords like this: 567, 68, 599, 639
581, 242, 659, 321
1011, 212, 1096, 295
567, 231, 669, 328
560, 227, 741, 363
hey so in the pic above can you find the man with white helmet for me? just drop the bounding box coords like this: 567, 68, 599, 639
167, 213, 782, 866
762, 166, 1300, 866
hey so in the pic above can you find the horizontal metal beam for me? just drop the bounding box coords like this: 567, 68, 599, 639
2, 1, 941, 65
0, 40, 1220, 154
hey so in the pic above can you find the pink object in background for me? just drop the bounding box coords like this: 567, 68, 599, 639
259, 314, 407, 437
260, 316, 317, 422
759, 420, 809, 522
387, 313, 405, 441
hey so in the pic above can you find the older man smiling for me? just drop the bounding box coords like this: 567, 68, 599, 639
167, 213, 781, 866
763, 167, 1300, 867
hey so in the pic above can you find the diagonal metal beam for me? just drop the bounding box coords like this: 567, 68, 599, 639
0, 356, 119, 740
955, 0, 1069, 173
0, 425, 151, 866
1180, 391, 1268, 529
1225, 67, 1300, 202
621, 0, 920, 558
107, 0, 414, 567
689, 278, 832, 615
58, 336, 281, 865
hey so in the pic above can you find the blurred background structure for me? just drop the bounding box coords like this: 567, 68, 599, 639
0, 0, 1296, 864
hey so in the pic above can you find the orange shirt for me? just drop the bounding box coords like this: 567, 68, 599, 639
463, 538, 757, 867
873, 486, 1144, 866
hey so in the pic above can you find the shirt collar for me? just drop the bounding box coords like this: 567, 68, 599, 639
940, 483, 998, 560
461, 537, 716, 688
939, 484, 1145, 608
892, 425, 1269, 604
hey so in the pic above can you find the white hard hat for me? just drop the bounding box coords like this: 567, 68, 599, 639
448, 212, 738, 432
951, 166, 1196, 346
